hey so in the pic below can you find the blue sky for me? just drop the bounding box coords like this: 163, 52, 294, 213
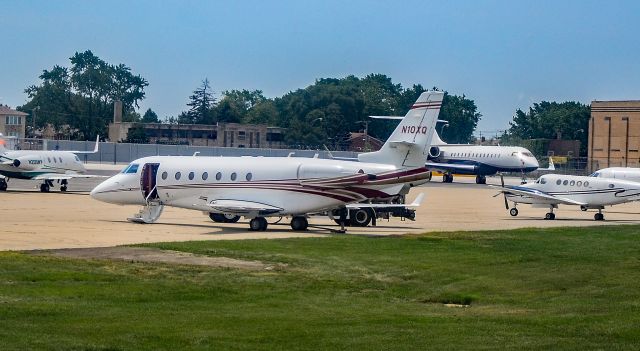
1, 0, 639, 134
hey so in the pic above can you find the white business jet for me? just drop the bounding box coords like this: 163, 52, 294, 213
589, 167, 640, 183
491, 173, 640, 221
90, 91, 444, 231
0, 135, 102, 192
425, 131, 549, 184
368, 118, 548, 184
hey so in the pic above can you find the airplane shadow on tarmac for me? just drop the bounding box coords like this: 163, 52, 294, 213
100, 219, 423, 236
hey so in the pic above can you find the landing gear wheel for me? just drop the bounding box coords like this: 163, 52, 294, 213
290, 216, 309, 231
594, 213, 604, 221
544, 212, 555, 220
509, 208, 519, 217
0, 179, 7, 191
249, 217, 268, 231
60, 186, 67, 192
223, 214, 240, 223
443, 174, 454, 183
475, 175, 487, 184
580, 206, 588, 212
349, 209, 373, 227
40, 183, 50, 192
209, 213, 226, 222
210, 213, 241, 223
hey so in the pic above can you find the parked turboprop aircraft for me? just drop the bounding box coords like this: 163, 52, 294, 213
90, 91, 444, 231
425, 131, 548, 184
589, 167, 640, 183
491, 174, 640, 220
0, 135, 102, 192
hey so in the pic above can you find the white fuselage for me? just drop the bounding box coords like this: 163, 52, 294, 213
507, 174, 640, 207
0, 150, 86, 179
91, 156, 425, 215
590, 167, 640, 183
435, 145, 540, 174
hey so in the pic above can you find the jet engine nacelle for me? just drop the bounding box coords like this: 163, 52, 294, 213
427, 146, 441, 160
12, 155, 42, 170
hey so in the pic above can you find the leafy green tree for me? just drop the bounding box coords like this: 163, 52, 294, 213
244, 100, 278, 125
124, 124, 149, 143
215, 97, 243, 123
504, 101, 590, 155
142, 108, 160, 123
20, 50, 148, 140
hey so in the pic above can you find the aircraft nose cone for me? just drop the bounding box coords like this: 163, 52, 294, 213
90, 180, 116, 203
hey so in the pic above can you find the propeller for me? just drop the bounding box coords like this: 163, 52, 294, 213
500, 174, 509, 210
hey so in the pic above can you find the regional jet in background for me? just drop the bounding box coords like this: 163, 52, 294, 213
424, 131, 550, 184
90, 91, 444, 231
490, 174, 640, 221
0, 135, 103, 192
367, 117, 551, 184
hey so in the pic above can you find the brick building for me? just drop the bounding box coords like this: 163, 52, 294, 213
0, 105, 28, 139
588, 100, 640, 171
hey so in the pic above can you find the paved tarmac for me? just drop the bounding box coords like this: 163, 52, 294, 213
1, 166, 638, 251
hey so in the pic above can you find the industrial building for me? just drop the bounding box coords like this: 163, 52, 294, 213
588, 100, 640, 171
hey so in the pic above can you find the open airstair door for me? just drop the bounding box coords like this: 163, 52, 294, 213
141, 163, 160, 201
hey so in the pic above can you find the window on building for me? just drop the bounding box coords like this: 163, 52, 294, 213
238, 131, 246, 141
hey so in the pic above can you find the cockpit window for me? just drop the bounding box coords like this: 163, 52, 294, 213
121, 163, 139, 174
74, 155, 80, 162
521, 152, 534, 157
589, 172, 600, 177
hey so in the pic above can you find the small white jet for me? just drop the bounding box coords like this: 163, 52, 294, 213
91, 91, 444, 231
425, 131, 547, 184
590, 167, 640, 183
491, 174, 640, 221
0, 135, 102, 192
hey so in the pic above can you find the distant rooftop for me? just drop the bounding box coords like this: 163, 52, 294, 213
0, 105, 28, 116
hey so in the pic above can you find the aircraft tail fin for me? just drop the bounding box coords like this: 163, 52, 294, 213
358, 91, 444, 168
432, 129, 447, 146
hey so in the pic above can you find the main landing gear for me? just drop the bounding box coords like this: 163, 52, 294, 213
0, 178, 7, 191
442, 173, 454, 183
544, 205, 556, 220
594, 210, 605, 221
290, 216, 309, 231
509, 208, 519, 217
40, 180, 53, 193
249, 217, 268, 231
475, 175, 487, 184
60, 179, 68, 192
209, 213, 241, 223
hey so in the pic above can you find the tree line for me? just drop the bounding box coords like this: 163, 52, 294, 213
19, 50, 590, 155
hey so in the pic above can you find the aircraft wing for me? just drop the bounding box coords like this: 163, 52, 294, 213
426, 161, 477, 173
346, 193, 425, 209
206, 199, 283, 215
488, 185, 586, 206
32, 173, 108, 181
